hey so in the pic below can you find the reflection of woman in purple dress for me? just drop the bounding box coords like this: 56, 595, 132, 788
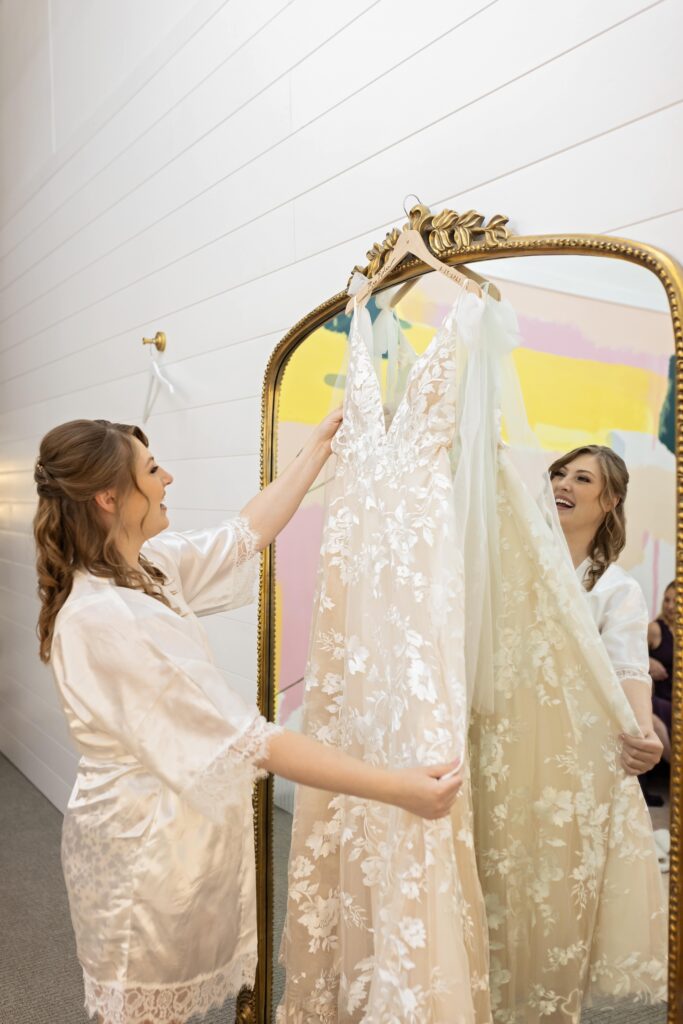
649, 581, 674, 762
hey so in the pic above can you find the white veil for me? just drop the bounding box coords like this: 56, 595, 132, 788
449, 290, 576, 716
447, 288, 642, 736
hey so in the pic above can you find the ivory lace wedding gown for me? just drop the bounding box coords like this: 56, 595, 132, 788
277, 295, 492, 1023
279, 290, 667, 1023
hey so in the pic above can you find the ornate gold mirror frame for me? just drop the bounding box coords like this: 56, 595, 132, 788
245, 206, 683, 1024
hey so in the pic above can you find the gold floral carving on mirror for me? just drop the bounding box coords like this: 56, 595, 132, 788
349, 203, 511, 283
243, 204, 683, 1023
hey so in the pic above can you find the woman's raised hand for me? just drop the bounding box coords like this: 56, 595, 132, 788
240, 410, 343, 549
313, 407, 343, 455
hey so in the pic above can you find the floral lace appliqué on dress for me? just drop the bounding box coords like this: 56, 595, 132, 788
468, 463, 668, 1022
278, 296, 492, 1023
457, 298, 668, 1022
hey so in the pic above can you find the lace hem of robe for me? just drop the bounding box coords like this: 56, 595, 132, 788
83, 952, 256, 1024
182, 716, 283, 821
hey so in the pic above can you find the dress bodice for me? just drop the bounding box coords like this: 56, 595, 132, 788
332, 293, 484, 476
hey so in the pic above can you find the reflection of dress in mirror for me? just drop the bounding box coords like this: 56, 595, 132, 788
461, 299, 668, 1021
278, 294, 492, 1022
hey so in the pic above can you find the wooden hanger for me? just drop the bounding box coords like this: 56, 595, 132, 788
345, 228, 483, 315
386, 266, 501, 310
446, 264, 501, 302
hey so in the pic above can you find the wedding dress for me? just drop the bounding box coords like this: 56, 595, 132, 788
456, 298, 668, 1021
277, 294, 492, 1023
279, 287, 667, 1023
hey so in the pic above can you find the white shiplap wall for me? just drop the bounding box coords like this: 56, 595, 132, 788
0, 0, 681, 809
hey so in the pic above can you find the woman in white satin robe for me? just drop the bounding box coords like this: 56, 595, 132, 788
550, 444, 663, 775
54, 517, 273, 1023
35, 417, 462, 1024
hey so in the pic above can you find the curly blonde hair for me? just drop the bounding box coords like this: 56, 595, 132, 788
548, 444, 629, 592
33, 419, 169, 662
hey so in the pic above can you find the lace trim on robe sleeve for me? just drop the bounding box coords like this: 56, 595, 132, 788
232, 515, 260, 567
181, 716, 282, 822
615, 667, 653, 687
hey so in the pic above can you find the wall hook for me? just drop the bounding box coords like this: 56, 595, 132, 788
142, 331, 166, 353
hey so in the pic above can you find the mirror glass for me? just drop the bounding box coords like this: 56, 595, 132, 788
269, 254, 674, 1021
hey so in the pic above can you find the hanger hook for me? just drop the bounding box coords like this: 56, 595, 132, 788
402, 193, 424, 217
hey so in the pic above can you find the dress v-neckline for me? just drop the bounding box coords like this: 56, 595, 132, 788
349, 291, 474, 443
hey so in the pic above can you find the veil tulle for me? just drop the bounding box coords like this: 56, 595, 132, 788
448, 288, 642, 734
448, 290, 577, 714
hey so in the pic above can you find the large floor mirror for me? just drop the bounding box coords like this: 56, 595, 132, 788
253, 213, 682, 1024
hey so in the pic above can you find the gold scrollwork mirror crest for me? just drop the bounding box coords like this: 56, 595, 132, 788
348, 203, 511, 286
250, 202, 683, 1024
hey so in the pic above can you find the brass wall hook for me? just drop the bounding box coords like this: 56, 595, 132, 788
142, 331, 166, 353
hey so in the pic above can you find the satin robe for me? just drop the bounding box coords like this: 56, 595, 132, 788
51, 518, 278, 1024
575, 559, 652, 685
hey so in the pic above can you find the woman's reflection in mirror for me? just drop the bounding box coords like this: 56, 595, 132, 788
549, 445, 664, 780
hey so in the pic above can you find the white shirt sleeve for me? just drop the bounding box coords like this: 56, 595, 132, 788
595, 572, 651, 687
143, 515, 259, 615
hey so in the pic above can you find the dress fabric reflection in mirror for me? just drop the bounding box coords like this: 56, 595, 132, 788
268, 255, 674, 1023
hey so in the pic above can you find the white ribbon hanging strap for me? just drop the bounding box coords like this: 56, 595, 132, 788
142, 348, 176, 424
